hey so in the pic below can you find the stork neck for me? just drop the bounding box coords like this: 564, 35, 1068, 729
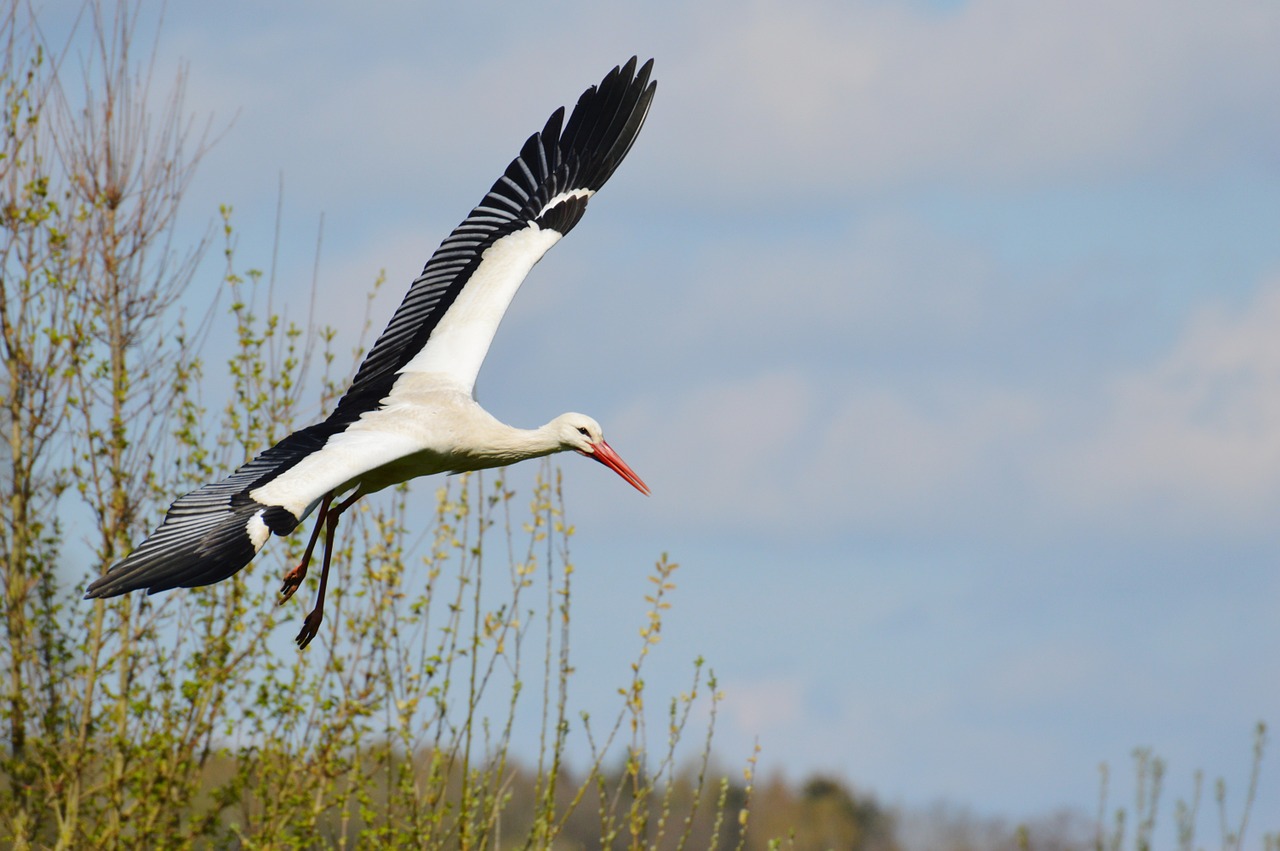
478, 420, 563, 465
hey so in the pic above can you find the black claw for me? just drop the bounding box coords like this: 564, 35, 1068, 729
279, 580, 301, 605
295, 611, 321, 648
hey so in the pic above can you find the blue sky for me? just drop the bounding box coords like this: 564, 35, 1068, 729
47, 0, 1280, 833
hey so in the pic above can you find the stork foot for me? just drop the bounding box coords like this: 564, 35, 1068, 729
279, 564, 307, 605
295, 609, 323, 649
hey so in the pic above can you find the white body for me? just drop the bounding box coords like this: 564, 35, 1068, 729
250, 377, 564, 517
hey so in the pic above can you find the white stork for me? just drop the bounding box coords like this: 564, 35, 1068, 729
86, 58, 656, 648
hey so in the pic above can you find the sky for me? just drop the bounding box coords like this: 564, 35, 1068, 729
39, 0, 1280, 838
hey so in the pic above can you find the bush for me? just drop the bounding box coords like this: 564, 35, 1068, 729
0, 4, 745, 847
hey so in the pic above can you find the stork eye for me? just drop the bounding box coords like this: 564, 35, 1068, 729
576, 427, 590, 436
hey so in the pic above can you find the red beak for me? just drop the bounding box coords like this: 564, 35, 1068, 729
583, 440, 650, 495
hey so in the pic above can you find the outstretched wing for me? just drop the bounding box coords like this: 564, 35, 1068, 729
329, 56, 656, 422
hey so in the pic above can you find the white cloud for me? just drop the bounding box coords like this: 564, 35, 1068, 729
722, 675, 805, 735
143, 1, 1280, 548
669, 214, 996, 355
615, 368, 1044, 535
613, 257, 1280, 543
1041, 279, 1280, 535
159, 0, 1280, 226
803, 384, 1042, 529
664, 0, 1280, 195
615, 370, 814, 525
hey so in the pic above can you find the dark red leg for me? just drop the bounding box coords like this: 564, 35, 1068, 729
295, 490, 362, 649
280, 492, 334, 604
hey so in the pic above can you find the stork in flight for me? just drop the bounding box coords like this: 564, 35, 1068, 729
86, 58, 656, 648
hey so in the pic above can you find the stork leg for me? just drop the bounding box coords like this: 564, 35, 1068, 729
295, 489, 362, 649
280, 491, 334, 604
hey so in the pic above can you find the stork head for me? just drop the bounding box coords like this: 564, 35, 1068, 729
554, 413, 650, 496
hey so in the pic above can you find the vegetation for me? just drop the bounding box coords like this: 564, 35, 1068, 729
0, 3, 744, 847
0, 3, 1272, 850
1092, 725, 1274, 851
0, 3, 891, 848
896, 726, 1275, 851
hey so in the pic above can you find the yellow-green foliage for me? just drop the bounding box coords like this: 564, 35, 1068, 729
0, 6, 756, 848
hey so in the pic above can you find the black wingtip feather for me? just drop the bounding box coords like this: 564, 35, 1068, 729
83, 425, 328, 600
566, 57, 656, 195
540, 106, 566, 159
84, 498, 263, 599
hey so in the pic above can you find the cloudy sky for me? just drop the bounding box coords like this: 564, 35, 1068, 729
46, 0, 1280, 833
